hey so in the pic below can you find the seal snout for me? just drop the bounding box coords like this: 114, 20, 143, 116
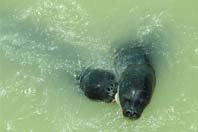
123, 108, 140, 119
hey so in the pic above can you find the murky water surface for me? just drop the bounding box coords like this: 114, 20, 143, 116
0, 0, 198, 132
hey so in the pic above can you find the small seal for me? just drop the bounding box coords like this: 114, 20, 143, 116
76, 68, 118, 103
114, 43, 156, 119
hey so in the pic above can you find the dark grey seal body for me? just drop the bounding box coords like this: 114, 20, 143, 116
114, 44, 156, 119
77, 68, 118, 103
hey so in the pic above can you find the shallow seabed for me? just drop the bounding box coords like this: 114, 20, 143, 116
0, 0, 198, 132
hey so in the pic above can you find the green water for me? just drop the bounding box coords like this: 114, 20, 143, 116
0, 0, 198, 132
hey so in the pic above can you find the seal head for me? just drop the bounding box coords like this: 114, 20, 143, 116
78, 68, 118, 103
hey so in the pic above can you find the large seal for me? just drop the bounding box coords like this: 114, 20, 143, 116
76, 68, 118, 103
114, 43, 156, 119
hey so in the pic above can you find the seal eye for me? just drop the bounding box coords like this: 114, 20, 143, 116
122, 96, 131, 103
137, 98, 146, 106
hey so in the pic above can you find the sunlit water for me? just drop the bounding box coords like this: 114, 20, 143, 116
0, 0, 198, 132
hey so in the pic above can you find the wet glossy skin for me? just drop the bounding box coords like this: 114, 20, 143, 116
78, 68, 118, 103
114, 45, 156, 119
119, 65, 155, 119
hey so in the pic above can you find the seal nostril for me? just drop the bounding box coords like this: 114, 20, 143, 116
124, 109, 132, 117
131, 111, 139, 118
107, 87, 112, 92
124, 109, 140, 119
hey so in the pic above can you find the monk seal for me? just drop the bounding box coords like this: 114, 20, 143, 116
114, 44, 156, 119
76, 68, 118, 103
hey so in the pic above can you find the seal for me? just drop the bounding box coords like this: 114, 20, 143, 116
76, 68, 118, 103
114, 43, 156, 119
